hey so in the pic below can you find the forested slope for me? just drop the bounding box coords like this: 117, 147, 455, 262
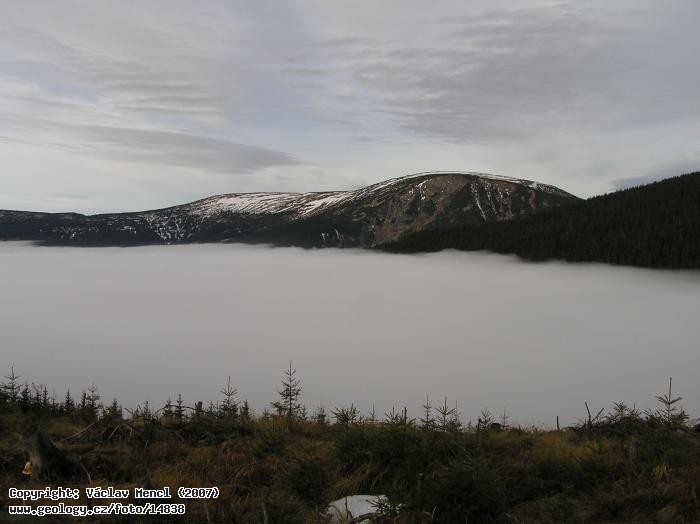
384, 172, 700, 269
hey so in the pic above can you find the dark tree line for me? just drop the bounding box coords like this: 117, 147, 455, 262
0, 367, 112, 422
383, 172, 700, 269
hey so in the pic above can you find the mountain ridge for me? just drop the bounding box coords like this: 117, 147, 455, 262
0, 172, 577, 247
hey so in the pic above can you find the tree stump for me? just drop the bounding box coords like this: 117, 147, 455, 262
23, 429, 91, 483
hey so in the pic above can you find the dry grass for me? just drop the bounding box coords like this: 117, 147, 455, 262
1, 411, 699, 523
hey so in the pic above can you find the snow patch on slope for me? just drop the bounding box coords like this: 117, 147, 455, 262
147, 171, 571, 224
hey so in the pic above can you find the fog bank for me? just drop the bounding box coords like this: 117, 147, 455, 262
1, 242, 698, 426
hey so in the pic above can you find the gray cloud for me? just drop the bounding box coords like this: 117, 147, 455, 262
1, 243, 698, 426
1, 113, 299, 175
282, 3, 700, 142
68, 125, 299, 174
1, 0, 699, 210
271, 2, 700, 196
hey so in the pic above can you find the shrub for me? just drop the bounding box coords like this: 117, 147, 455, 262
422, 455, 507, 523
282, 454, 332, 508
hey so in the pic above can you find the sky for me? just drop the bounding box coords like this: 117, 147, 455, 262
1, 0, 699, 213
2, 242, 698, 425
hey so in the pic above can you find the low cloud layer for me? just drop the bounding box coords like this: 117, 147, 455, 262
1, 1, 699, 212
1, 243, 697, 426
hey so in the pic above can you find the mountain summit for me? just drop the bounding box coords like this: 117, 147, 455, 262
0, 172, 577, 247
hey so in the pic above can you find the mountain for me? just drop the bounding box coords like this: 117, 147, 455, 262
0, 172, 577, 247
384, 172, 700, 269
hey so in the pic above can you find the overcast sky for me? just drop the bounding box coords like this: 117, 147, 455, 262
2, 0, 699, 213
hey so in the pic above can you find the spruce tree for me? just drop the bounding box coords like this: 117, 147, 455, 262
420, 395, 435, 430
104, 399, 122, 421
31, 384, 42, 407
240, 400, 251, 420
174, 393, 185, 423
2, 367, 21, 403
271, 361, 303, 420
448, 401, 463, 432
63, 390, 75, 413
19, 383, 30, 412
499, 407, 510, 430
86, 383, 101, 420
162, 397, 173, 417
436, 397, 455, 432
41, 386, 49, 411
331, 404, 360, 425
366, 405, 377, 425
220, 376, 239, 419
79, 391, 88, 411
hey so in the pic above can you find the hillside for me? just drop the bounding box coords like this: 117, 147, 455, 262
384, 172, 700, 269
0, 172, 576, 247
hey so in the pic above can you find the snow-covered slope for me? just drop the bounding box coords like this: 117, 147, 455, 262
0, 172, 579, 247
182, 171, 571, 219
186, 191, 348, 219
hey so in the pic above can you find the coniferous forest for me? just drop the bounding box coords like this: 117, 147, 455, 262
383, 173, 700, 269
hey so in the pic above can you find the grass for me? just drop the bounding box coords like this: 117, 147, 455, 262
1, 410, 699, 523
1, 374, 699, 523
